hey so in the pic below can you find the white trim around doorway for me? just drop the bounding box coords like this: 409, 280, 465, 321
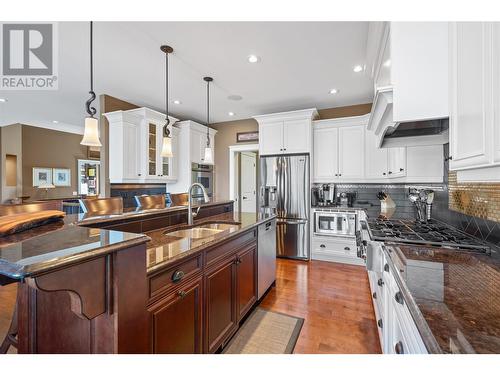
228, 143, 259, 212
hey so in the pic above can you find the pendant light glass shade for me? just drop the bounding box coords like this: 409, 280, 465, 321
81, 21, 101, 147
161, 130, 173, 158
203, 146, 214, 164
81, 117, 102, 147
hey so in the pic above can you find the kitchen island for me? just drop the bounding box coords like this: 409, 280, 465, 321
0, 200, 276, 354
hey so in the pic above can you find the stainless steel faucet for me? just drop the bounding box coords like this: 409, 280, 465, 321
187, 183, 210, 225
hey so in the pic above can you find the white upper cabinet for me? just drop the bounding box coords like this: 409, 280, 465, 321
391, 22, 449, 122
258, 120, 284, 155
313, 127, 338, 181
338, 126, 365, 179
313, 115, 367, 183
449, 22, 500, 181
387, 147, 406, 178
254, 109, 318, 156
365, 127, 389, 179
105, 107, 179, 184
406, 145, 443, 182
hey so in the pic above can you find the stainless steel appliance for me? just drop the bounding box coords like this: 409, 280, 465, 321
313, 208, 357, 237
259, 155, 310, 259
257, 220, 277, 299
365, 218, 491, 254
191, 163, 213, 199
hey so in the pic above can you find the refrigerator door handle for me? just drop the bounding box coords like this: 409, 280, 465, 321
277, 219, 308, 225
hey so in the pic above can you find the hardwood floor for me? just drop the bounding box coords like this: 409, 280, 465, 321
259, 258, 381, 354
0, 259, 380, 354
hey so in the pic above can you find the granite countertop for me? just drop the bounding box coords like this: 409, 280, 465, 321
146, 211, 276, 274
383, 243, 500, 354
76, 199, 234, 226
0, 200, 234, 282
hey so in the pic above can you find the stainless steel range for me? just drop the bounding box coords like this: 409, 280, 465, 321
366, 218, 491, 254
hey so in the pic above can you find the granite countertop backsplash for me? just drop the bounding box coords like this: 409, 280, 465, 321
384, 243, 500, 354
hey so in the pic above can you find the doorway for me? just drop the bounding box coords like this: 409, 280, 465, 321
228, 144, 259, 214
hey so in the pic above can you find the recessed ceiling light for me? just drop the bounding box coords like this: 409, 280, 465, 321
228, 94, 243, 101
353, 65, 364, 73
383, 59, 391, 67
52, 120, 59, 124
228, 112, 235, 116
247, 55, 260, 63
329, 88, 339, 95
172, 100, 181, 105
0, 98, 7, 103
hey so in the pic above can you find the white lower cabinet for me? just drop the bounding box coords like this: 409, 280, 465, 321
311, 236, 364, 266
367, 248, 427, 354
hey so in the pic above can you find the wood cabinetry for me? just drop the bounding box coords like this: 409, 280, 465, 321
449, 22, 500, 181
146, 225, 262, 354
105, 107, 179, 183
255, 109, 318, 156
149, 276, 203, 354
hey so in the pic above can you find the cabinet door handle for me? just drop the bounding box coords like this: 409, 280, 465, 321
384, 263, 389, 272
334, 174, 338, 177
138, 173, 142, 176
344, 247, 350, 251
377, 278, 384, 287
395, 341, 404, 354
395, 291, 404, 305
377, 319, 383, 329
338, 173, 342, 176
372, 292, 377, 299
320, 244, 326, 248
388, 171, 393, 175
171, 270, 185, 283
177, 290, 187, 299
383, 172, 386, 176
399, 168, 404, 172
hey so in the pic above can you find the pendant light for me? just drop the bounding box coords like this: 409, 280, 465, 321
203, 76, 214, 165
160, 45, 174, 158
81, 21, 102, 147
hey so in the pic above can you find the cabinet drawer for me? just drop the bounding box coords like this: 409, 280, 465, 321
149, 254, 203, 300
312, 237, 357, 257
205, 229, 256, 267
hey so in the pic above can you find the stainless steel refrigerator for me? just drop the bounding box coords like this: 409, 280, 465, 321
259, 154, 310, 260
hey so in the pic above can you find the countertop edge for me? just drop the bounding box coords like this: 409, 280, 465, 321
382, 244, 443, 354
5, 235, 151, 281
146, 215, 276, 275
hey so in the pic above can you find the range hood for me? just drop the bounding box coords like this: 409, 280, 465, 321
367, 86, 449, 148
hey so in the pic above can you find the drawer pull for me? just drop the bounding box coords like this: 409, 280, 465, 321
377, 278, 384, 287
395, 341, 404, 354
395, 291, 404, 305
384, 263, 389, 272
377, 319, 383, 329
320, 244, 326, 248
372, 292, 377, 299
177, 290, 187, 299
171, 270, 185, 283
344, 247, 350, 251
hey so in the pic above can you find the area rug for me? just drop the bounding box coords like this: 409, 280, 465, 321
222, 308, 304, 354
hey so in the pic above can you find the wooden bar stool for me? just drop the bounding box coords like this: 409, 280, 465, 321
0, 286, 18, 354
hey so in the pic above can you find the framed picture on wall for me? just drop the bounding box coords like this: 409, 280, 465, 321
236, 131, 259, 143
53, 168, 71, 187
32, 167, 53, 187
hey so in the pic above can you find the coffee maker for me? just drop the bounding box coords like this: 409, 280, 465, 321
311, 184, 336, 206
336, 191, 356, 207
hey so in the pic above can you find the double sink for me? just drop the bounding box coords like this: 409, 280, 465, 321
164, 222, 240, 240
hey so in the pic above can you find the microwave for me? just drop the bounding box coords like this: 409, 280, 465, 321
313, 209, 357, 237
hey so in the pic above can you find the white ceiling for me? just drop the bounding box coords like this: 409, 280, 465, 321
0, 22, 373, 131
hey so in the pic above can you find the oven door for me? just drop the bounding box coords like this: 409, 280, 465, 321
191, 170, 213, 198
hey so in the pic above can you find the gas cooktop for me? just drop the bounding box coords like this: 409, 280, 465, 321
366, 218, 491, 254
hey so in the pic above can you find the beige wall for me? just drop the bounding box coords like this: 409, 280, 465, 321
211, 103, 372, 200
22, 125, 88, 200
211, 118, 259, 200
0, 124, 23, 203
